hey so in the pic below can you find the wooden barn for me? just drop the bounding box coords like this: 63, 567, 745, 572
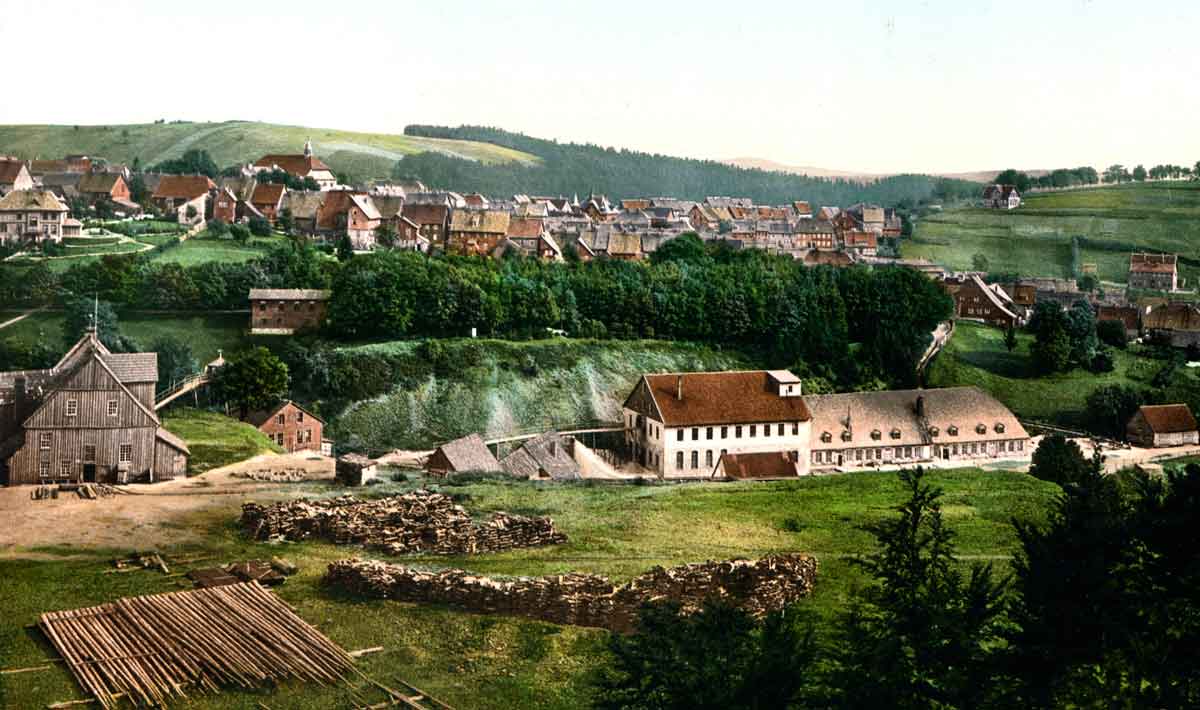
0, 330, 188, 485
426, 433, 502, 477
1127, 404, 1199, 448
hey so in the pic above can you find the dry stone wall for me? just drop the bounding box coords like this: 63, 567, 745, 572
324, 554, 818, 633
241, 490, 566, 556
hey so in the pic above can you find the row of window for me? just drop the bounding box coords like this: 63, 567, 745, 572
63, 400, 120, 417
673, 422, 801, 442
257, 302, 319, 312
676, 449, 723, 470
37, 444, 132, 477
814, 446, 923, 464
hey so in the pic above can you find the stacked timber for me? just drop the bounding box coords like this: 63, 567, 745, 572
324, 554, 818, 633
241, 490, 566, 555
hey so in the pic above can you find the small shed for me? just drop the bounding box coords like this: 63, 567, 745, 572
426, 433, 502, 477
1127, 404, 1200, 448
500, 431, 580, 480
336, 454, 379, 486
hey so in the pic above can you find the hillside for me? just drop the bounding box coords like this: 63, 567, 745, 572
722, 158, 1052, 185
400, 125, 983, 205
904, 181, 1200, 286
0, 121, 538, 181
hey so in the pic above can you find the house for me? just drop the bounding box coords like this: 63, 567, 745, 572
244, 401, 324, 453
607, 231, 643, 260
446, 209, 510, 256
0, 189, 70, 245
982, 184, 1021, 209
999, 282, 1038, 317
1097, 305, 1141, 338
622, 370, 812, 479
794, 220, 837, 250
78, 172, 140, 214
621, 199, 651, 211
462, 193, 489, 208
1143, 302, 1200, 348
280, 191, 325, 234
0, 329, 189, 486
688, 203, 722, 231
503, 216, 561, 260
252, 140, 337, 190
426, 433, 503, 477
581, 194, 618, 221
248, 289, 330, 335
1128, 253, 1178, 292
500, 431, 580, 480
843, 231, 878, 257
249, 183, 286, 223
402, 203, 452, 249
803, 250, 856, 268
151, 175, 216, 225
316, 191, 381, 249
792, 201, 813, 219
714, 451, 802, 480
944, 274, 1018, 328
39, 173, 83, 201
0, 159, 34, 196
845, 203, 886, 234
211, 187, 239, 223
806, 387, 1029, 470
1126, 404, 1199, 448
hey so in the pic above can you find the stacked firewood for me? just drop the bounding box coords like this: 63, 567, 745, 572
324, 554, 818, 633
241, 490, 566, 555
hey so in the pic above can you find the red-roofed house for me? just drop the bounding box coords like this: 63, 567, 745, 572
151, 175, 216, 225
1127, 404, 1199, 448
1128, 253, 1178, 292
250, 183, 287, 223
252, 140, 337, 190
944, 274, 1018, 329
0, 160, 34, 196
317, 191, 381, 249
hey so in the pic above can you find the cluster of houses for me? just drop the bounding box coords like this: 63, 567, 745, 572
940, 252, 1200, 348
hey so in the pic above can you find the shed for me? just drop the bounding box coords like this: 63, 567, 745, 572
500, 431, 580, 480
336, 454, 379, 486
426, 433, 502, 477
1127, 404, 1200, 448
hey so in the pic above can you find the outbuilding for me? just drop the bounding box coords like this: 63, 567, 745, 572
1126, 404, 1199, 448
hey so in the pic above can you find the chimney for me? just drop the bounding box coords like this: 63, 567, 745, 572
676, 375, 683, 401
915, 395, 925, 417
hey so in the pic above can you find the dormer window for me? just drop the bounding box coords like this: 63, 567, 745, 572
948, 426, 959, 436
871, 429, 882, 441
890, 428, 901, 440
821, 431, 832, 443
976, 423, 987, 435
995, 422, 1006, 434
929, 427, 940, 437
841, 430, 852, 442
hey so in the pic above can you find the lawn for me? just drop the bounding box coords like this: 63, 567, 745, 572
904, 182, 1200, 285
161, 408, 283, 473
926, 321, 1168, 429
0, 467, 1059, 709
0, 311, 248, 365
148, 234, 285, 266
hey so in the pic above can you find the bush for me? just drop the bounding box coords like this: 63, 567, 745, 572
248, 216, 271, 237
1090, 350, 1115, 373
229, 224, 251, 243
1097, 320, 1128, 350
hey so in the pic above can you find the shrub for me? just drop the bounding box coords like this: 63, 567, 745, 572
1097, 320, 1128, 350
1090, 350, 1115, 373
248, 216, 271, 237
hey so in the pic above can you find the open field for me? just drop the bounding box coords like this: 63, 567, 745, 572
0, 465, 1060, 709
926, 321, 1172, 430
147, 233, 286, 266
0, 310, 248, 365
0, 121, 539, 182
904, 182, 1200, 285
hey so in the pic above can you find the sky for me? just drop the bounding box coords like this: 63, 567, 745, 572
2, 0, 1198, 174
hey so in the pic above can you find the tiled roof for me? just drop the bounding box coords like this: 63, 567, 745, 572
0, 159, 28, 183
281, 191, 325, 219
152, 175, 215, 200
1135, 404, 1198, 434
402, 203, 450, 225
1130, 252, 1177, 274
720, 451, 800, 479
156, 427, 190, 454
807, 387, 1027, 451
77, 172, 123, 194
506, 216, 545, 238
371, 195, 405, 220
449, 209, 510, 234
607, 232, 641, 256
101, 353, 158, 383
243, 400, 324, 428
248, 289, 331, 301
500, 431, 580, 480
1144, 303, 1200, 332
253, 154, 330, 175
250, 183, 286, 206
633, 371, 811, 427
28, 159, 69, 175
0, 189, 68, 212
433, 433, 502, 472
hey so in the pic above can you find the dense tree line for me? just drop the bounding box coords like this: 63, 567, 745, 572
597, 462, 1200, 708
327, 238, 953, 388
400, 125, 981, 206
152, 148, 219, 178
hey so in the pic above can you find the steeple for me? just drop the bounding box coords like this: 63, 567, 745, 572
303, 138, 313, 157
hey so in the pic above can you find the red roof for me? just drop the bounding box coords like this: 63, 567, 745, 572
0, 159, 27, 184
152, 175, 215, 200
1130, 253, 1176, 274
253, 154, 330, 176
1136, 404, 1197, 434
845, 231, 877, 248
633, 371, 811, 427
506, 216, 545, 238
720, 451, 800, 480
251, 183, 286, 206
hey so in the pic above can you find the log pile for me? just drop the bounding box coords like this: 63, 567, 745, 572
39, 582, 355, 709
241, 490, 566, 556
324, 554, 818, 633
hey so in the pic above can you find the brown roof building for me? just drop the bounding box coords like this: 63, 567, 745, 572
253, 141, 337, 190
244, 401, 324, 454
1127, 404, 1199, 448
426, 433, 503, 477
0, 189, 70, 244
249, 289, 331, 335
1128, 253, 1178, 292
0, 159, 34, 196
447, 209, 511, 257
250, 183, 287, 222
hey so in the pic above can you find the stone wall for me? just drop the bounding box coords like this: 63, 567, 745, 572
323, 554, 818, 633
241, 490, 566, 555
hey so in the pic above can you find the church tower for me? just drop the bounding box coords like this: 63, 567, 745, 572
303, 138, 313, 157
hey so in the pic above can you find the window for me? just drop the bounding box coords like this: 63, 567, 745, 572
677, 429, 684, 442
691, 451, 698, 469
39, 432, 52, 450
83, 445, 95, 462
705, 450, 713, 468
890, 428, 901, 440
871, 429, 882, 440
995, 422, 1006, 434
676, 452, 684, 470
976, 423, 987, 435
777, 423, 785, 436
929, 427, 940, 437
821, 431, 832, 443
792, 422, 799, 435
948, 426, 959, 436
107, 400, 118, 417
706, 427, 713, 440
277, 414, 285, 425
842, 430, 852, 442
39, 461, 50, 478
735, 426, 743, 438
66, 399, 78, 417
856, 449, 863, 461
750, 425, 757, 438
276, 433, 285, 446
60, 460, 72, 476
297, 411, 304, 422
721, 426, 728, 439
118, 444, 132, 463
692, 428, 699, 441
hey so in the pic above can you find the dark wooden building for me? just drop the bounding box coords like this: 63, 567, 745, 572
0, 330, 188, 485
244, 400, 324, 453
248, 289, 331, 335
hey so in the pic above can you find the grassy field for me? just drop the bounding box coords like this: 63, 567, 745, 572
905, 182, 1200, 285
926, 321, 1170, 429
161, 408, 283, 473
0, 121, 539, 182
147, 233, 286, 266
0, 468, 1060, 709
0, 311, 248, 365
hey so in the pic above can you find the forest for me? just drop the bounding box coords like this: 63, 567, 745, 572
400, 125, 982, 206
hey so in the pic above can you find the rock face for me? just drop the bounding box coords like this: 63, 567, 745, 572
323, 554, 818, 633
240, 490, 566, 555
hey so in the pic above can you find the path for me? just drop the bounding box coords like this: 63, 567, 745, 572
916, 320, 954, 380
0, 306, 46, 331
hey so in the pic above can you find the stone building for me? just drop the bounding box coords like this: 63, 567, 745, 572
1128, 253, 1178, 292
248, 289, 331, 335
244, 400, 324, 453
0, 189, 69, 244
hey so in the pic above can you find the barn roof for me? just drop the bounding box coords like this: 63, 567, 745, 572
152, 175, 215, 200
101, 353, 158, 383
500, 431, 579, 480
720, 451, 800, 480
0, 159, 30, 184
1134, 404, 1198, 434
632, 371, 811, 427
432, 433, 502, 473
253, 154, 330, 175
248, 289, 331, 301
155, 427, 190, 454
77, 172, 124, 194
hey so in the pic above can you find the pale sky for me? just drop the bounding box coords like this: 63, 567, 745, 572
2, 0, 1197, 174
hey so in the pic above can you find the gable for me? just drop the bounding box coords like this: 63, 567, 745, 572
25, 359, 157, 429
622, 377, 663, 421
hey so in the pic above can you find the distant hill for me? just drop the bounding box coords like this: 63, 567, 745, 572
722, 157, 1053, 185
0, 121, 539, 181
0, 120, 984, 206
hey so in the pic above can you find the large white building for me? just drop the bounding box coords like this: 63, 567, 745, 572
622, 371, 1030, 479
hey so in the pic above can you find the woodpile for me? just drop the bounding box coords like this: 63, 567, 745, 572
39, 582, 355, 709
232, 467, 310, 483
187, 558, 296, 589
31, 483, 132, 501
324, 554, 818, 633
241, 490, 566, 556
